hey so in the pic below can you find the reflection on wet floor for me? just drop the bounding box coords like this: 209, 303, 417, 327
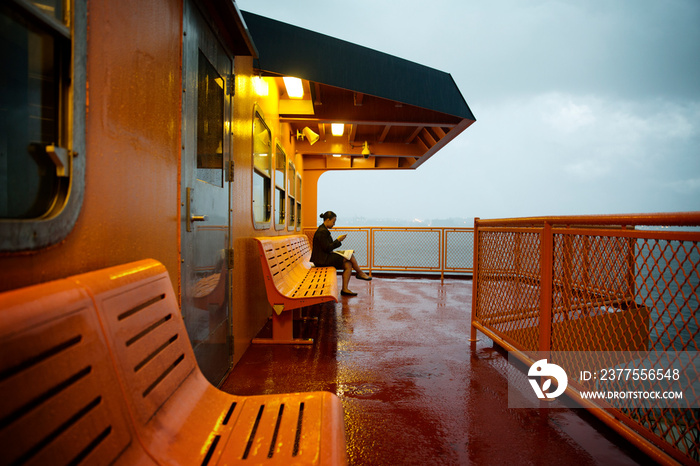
220, 276, 648, 465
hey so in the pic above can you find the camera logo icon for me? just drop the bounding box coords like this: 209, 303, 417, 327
528, 359, 568, 399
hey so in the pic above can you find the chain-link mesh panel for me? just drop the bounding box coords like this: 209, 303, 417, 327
475, 221, 700, 464
551, 233, 641, 352
373, 229, 441, 270
445, 229, 474, 271
475, 229, 541, 351
635, 238, 700, 352
333, 229, 369, 268
303, 228, 369, 268
549, 232, 699, 462
629, 237, 698, 461
303, 227, 474, 274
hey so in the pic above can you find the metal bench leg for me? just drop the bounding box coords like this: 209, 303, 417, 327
252, 311, 314, 345
298, 307, 319, 322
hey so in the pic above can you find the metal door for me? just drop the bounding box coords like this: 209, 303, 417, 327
181, 0, 232, 385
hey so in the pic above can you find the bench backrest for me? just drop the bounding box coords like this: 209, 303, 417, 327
0, 278, 153, 465
257, 235, 314, 295
70, 259, 247, 466
72, 260, 198, 426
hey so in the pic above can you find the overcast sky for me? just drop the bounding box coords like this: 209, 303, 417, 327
236, 0, 700, 222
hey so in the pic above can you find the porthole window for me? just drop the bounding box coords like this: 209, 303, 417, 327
274, 142, 286, 230
0, 0, 86, 251
252, 108, 271, 229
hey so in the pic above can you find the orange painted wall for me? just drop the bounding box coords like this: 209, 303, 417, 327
0, 0, 183, 293
0, 1, 312, 368
228, 64, 308, 362
230, 56, 265, 360
302, 169, 323, 231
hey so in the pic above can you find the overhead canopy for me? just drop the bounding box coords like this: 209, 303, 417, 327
241, 11, 476, 170
201, 1, 257, 57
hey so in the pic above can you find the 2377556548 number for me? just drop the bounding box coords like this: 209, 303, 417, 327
598, 368, 680, 381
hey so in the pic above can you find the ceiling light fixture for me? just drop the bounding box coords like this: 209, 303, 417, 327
282, 76, 304, 99
331, 123, 344, 137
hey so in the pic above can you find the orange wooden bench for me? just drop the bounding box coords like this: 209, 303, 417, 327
0, 277, 155, 465
0, 259, 346, 465
254, 235, 339, 344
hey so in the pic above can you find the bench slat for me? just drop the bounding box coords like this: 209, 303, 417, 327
220, 392, 344, 463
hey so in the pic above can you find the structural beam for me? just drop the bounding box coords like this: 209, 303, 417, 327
296, 140, 424, 158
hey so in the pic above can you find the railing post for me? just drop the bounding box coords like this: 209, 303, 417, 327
539, 221, 553, 352
626, 226, 636, 304
440, 228, 445, 282
368, 227, 374, 276
469, 218, 480, 341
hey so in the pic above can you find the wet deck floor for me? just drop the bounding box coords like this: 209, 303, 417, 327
220, 276, 650, 465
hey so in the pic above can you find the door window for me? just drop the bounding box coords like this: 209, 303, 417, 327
196, 51, 224, 187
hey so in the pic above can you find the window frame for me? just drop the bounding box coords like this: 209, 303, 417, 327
273, 140, 286, 231
0, 0, 87, 252
295, 173, 302, 231
251, 106, 272, 230
287, 161, 296, 231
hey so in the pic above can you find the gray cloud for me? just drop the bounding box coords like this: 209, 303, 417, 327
238, 0, 700, 220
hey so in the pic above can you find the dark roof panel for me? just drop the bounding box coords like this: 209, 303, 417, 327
241, 11, 475, 121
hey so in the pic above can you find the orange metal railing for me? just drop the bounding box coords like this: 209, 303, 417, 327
303, 226, 474, 278
471, 212, 700, 465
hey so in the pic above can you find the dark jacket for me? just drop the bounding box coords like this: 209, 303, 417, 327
310, 224, 341, 266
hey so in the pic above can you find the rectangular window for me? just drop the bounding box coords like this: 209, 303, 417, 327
296, 174, 302, 230
287, 162, 296, 231
1, 0, 86, 251
252, 109, 271, 228
274, 142, 286, 230
196, 51, 224, 188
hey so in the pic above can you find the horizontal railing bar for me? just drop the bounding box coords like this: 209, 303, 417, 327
554, 227, 700, 242
476, 211, 700, 228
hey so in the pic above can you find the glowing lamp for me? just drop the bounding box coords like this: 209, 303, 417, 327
253, 76, 268, 96
331, 123, 344, 137
282, 76, 304, 99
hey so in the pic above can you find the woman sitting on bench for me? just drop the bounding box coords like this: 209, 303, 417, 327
311, 211, 372, 296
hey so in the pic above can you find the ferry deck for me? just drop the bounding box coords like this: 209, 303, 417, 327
221, 275, 652, 465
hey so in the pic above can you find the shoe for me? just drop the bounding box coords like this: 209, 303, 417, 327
341, 290, 358, 296
356, 273, 372, 281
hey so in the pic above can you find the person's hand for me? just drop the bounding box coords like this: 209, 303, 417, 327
338, 234, 347, 241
